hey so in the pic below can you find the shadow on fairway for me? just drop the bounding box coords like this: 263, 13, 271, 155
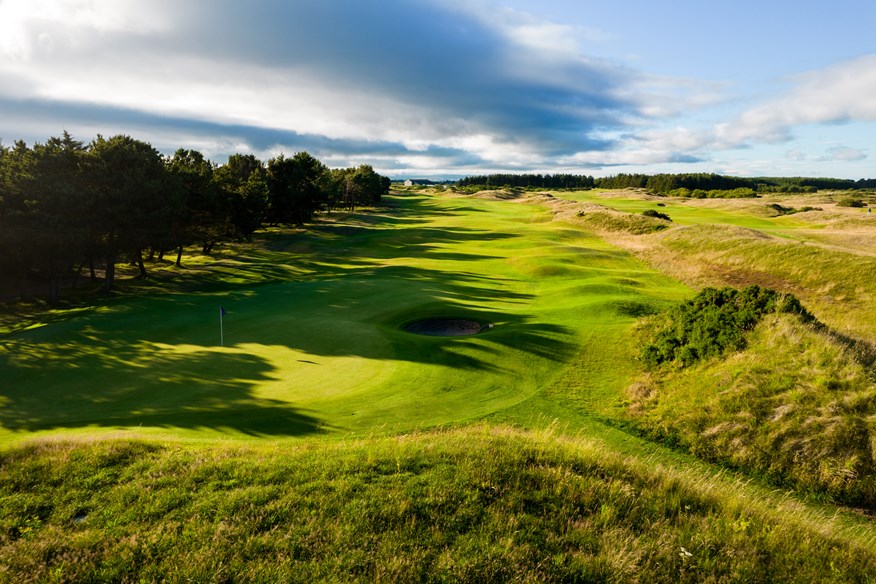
144, 193, 519, 297
210, 261, 578, 373
151, 223, 516, 296
0, 193, 579, 434
0, 336, 328, 436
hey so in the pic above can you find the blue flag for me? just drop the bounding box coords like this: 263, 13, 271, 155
220, 306, 227, 317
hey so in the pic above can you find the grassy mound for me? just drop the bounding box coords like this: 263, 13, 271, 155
640, 223, 876, 341
3, 427, 875, 583
572, 210, 669, 235
547, 190, 876, 341
629, 313, 876, 510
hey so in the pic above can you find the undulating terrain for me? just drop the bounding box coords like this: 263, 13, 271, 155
2, 188, 875, 582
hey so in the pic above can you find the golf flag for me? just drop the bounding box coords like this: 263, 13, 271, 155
219, 306, 227, 346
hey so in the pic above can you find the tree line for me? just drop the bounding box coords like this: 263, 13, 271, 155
457, 172, 876, 193
456, 173, 596, 190
0, 132, 390, 302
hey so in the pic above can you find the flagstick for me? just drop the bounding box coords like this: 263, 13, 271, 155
220, 308, 224, 347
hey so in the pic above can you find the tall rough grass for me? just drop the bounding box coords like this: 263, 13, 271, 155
2, 427, 875, 583
628, 314, 876, 510
637, 224, 876, 342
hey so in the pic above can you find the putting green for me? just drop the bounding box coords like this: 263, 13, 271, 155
0, 193, 688, 445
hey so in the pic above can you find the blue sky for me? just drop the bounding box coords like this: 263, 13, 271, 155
1, 0, 874, 179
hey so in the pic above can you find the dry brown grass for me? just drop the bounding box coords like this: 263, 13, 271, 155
515, 192, 876, 344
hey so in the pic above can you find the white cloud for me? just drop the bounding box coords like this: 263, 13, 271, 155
632, 55, 876, 157
589, 47, 875, 177
1, 0, 870, 176
0, 0, 170, 59
0, 0, 653, 168
819, 146, 867, 162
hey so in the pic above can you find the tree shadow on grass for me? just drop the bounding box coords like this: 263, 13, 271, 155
0, 192, 581, 434
148, 222, 517, 297
213, 261, 578, 374
0, 336, 327, 436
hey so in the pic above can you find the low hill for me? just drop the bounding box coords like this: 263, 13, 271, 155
3, 426, 875, 583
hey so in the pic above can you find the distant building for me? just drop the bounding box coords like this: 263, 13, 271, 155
404, 179, 433, 187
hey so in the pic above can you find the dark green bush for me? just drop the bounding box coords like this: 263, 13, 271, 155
766, 204, 821, 215
642, 209, 671, 221
767, 203, 794, 215
641, 285, 813, 367
837, 197, 866, 208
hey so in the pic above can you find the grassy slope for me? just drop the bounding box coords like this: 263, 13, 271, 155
545, 189, 876, 509
628, 313, 876, 507
3, 427, 876, 583
554, 189, 876, 341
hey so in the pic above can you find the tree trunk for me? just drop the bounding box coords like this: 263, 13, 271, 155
72, 258, 87, 289
176, 245, 184, 267
148, 247, 156, 261
102, 249, 116, 294
158, 248, 166, 261
89, 256, 97, 282
17, 272, 26, 301
136, 249, 147, 278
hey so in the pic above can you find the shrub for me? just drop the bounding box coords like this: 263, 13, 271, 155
668, 187, 759, 199
641, 285, 813, 367
766, 204, 821, 216
642, 209, 671, 221
767, 203, 794, 215
837, 197, 866, 208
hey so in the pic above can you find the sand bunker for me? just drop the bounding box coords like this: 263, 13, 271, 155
404, 318, 488, 337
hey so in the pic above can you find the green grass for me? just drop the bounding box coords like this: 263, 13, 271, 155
3, 189, 876, 580
0, 192, 687, 446
627, 313, 876, 510
553, 189, 819, 233
3, 426, 876, 583
548, 189, 876, 341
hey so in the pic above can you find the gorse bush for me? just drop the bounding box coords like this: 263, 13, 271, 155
642, 209, 671, 221
837, 197, 867, 208
641, 285, 813, 367
664, 187, 758, 199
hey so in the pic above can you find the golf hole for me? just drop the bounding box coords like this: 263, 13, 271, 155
404, 318, 491, 337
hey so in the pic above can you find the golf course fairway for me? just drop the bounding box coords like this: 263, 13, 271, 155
0, 192, 689, 445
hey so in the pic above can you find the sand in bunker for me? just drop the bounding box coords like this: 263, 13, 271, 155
404, 318, 487, 337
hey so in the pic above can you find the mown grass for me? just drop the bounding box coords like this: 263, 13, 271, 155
0, 192, 687, 446
2, 426, 875, 583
